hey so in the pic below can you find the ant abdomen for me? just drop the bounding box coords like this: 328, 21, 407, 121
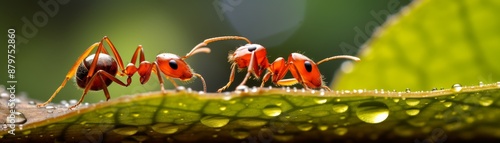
76, 53, 118, 90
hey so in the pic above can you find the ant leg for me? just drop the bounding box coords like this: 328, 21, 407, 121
321, 85, 332, 91
217, 63, 237, 92
193, 73, 207, 92
260, 72, 271, 88
167, 77, 179, 88
101, 36, 127, 72
68, 70, 128, 109
152, 62, 166, 92
37, 43, 100, 108
237, 51, 259, 87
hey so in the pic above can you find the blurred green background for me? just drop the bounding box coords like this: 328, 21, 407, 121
1, 0, 411, 103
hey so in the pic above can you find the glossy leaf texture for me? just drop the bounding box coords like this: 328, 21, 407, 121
1, 83, 500, 142
333, 0, 500, 90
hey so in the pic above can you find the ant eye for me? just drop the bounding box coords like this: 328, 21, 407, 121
169, 60, 178, 70
247, 46, 257, 52
304, 61, 312, 72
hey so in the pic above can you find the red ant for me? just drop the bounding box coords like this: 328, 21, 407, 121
37, 36, 209, 109
260, 53, 360, 91
188, 36, 269, 92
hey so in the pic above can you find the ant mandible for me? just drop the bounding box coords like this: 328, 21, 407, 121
187, 36, 269, 92
37, 36, 209, 109
260, 53, 360, 91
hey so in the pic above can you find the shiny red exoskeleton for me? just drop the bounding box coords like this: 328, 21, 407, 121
260, 53, 360, 91
187, 36, 270, 92
37, 36, 209, 109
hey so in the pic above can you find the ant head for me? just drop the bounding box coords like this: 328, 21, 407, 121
288, 53, 323, 88
156, 53, 193, 80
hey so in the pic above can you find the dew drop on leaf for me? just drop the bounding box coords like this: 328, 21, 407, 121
405, 99, 420, 106
297, 124, 314, 131
332, 104, 349, 113
405, 109, 420, 116
151, 123, 179, 134
45, 105, 55, 113
200, 116, 230, 128
262, 104, 282, 117
333, 128, 348, 136
314, 98, 327, 104
451, 84, 462, 92
478, 96, 493, 106
113, 126, 138, 136
10, 112, 27, 124
442, 101, 453, 108
356, 101, 389, 124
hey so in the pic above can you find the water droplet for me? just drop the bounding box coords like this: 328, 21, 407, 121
46, 105, 56, 113
405, 99, 420, 106
162, 109, 169, 114
356, 101, 389, 124
451, 84, 462, 92
151, 123, 179, 134
432, 88, 438, 91
393, 98, 400, 103
478, 96, 493, 106
10, 112, 27, 124
176, 86, 186, 91
28, 101, 36, 105
318, 125, 329, 131
497, 81, 500, 87
405, 109, 420, 116
479, 81, 484, 87
297, 124, 313, 131
235, 119, 267, 127
200, 116, 230, 128
405, 88, 411, 93
333, 128, 348, 136
332, 104, 349, 113
443, 102, 453, 108
310, 89, 315, 94
104, 112, 114, 118
113, 126, 138, 136
69, 99, 78, 105
319, 89, 325, 96
262, 105, 282, 117
131, 113, 140, 118
219, 106, 227, 111
314, 98, 327, 104
231, 128, 250, 139
235, 85, 249, 93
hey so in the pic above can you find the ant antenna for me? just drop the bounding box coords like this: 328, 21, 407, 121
185, 36, 252, 58
316, 55, 360, 65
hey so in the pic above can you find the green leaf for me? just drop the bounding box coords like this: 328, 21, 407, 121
1, 83, 500, 142
333, 0, 500, 90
